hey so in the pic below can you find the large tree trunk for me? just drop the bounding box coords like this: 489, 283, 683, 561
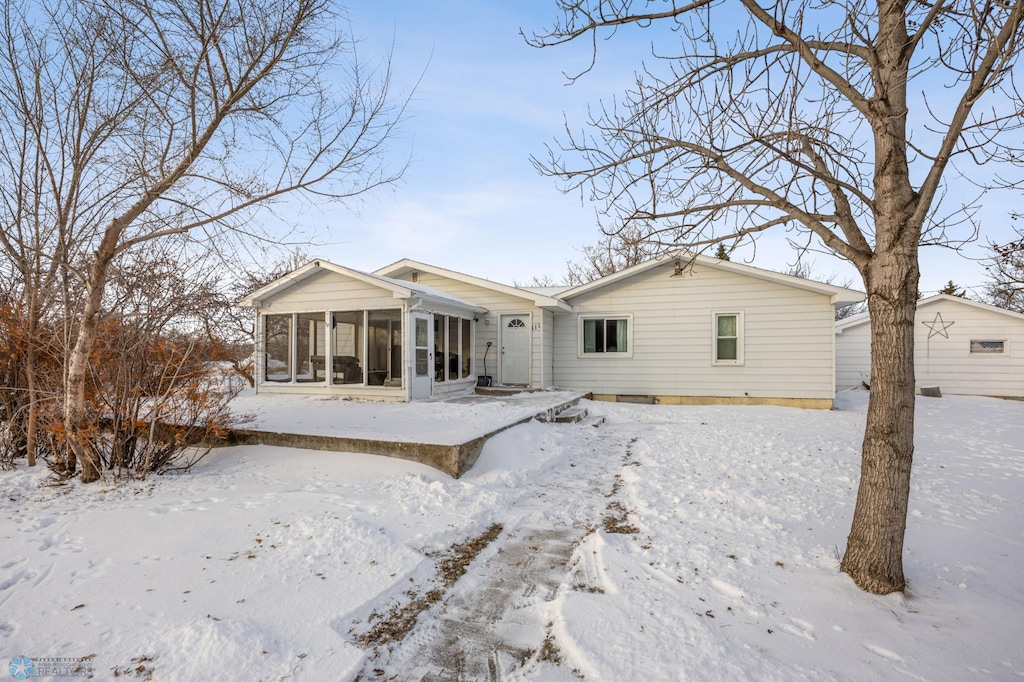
841, 247, 919, 593
63, 284, 105, 482
839, 2, 922, 593
63, 231, 121, 483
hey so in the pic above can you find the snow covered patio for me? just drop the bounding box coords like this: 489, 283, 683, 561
1, 391, 1022, 679
225, 388, 592, 477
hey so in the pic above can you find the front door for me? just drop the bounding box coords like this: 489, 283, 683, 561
500, 314, 530, 385
411, 313, 432, 399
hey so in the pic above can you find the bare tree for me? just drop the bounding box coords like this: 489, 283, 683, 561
0, 1, 95, 467
211, 248, 315, 387
0, 0, 406, 482
527, 1, 1024, 593
985, 231, 1024, 312
86, 244, 249, 477
514, 274, 561, 288
565, 223, 660, 285
783, 260, 865, 320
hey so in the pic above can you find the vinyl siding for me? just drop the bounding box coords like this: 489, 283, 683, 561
542, 309, 555, 388
835, 321, 872, 390
260, 269, 400, 312
836, 299, 1024, 397
553, 261, 837, 400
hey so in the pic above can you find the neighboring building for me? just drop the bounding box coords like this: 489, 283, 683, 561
835, 294, 1024, 398
242, 254, 864, 408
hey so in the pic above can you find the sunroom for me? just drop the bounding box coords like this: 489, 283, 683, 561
241, 260, 487, 401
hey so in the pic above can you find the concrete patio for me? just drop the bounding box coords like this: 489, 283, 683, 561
220, 389, 592, 477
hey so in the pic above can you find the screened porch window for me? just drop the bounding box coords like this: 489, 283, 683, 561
367, 310, 402, 386
581, 316, 630, 355
264, 314, 291, 382
461, 318, 472, 378
296, 313, 327, 382
330, 311, 364, 384
433, 314, 474, 382
262, 309, 402, 386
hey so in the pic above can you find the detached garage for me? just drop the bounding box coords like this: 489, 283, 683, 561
835, 294, 1024, 398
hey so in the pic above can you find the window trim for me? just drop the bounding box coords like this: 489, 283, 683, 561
577, 314, 633, 358
712, 311, 745, 366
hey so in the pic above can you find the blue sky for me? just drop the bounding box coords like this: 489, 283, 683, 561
294, 1, 1017, 296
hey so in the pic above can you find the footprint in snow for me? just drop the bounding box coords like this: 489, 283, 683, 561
779, 618, 815, 641
864, 642, 904, 662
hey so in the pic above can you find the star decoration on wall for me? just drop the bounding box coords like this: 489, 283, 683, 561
923, 312, 954, 338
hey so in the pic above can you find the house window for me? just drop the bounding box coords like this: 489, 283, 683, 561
580, 316, 631, 355
713, 312, 744, 365
970, 340, 1005, 354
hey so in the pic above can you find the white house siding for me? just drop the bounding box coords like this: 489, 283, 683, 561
260, 269, 401, 313
542, 309, 555, 389
835, 320, 872, 390
390, 271, 551, 387
836, 297, 1024, 397
553, 261, 837, 400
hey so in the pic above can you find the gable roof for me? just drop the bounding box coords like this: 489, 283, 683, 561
239, 260, 487, 314
560, 253, 866, 307
836, 293, 1024, 333
374, 259, 573, 311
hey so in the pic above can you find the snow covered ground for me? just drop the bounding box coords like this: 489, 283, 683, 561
1, 390, 1022, 680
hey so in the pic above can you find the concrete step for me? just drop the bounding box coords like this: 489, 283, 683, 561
580, 415, 605, 428
475, 385, 540, 396
553, 407, 588, 424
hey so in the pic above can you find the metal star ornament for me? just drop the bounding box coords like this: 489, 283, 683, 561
922, 312, 954, 338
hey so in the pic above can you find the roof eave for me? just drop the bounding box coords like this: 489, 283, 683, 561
375, 259, 568, 309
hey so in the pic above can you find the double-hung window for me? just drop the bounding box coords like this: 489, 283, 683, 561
713, 312, 744, 365
580, 315, 632, 356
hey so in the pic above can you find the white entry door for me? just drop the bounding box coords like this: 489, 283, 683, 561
500, 314, 530, 385
411, 313, 432, 399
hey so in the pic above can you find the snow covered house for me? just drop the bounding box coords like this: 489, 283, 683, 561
242, 254, 864, 408
835, 294, 1024, 398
